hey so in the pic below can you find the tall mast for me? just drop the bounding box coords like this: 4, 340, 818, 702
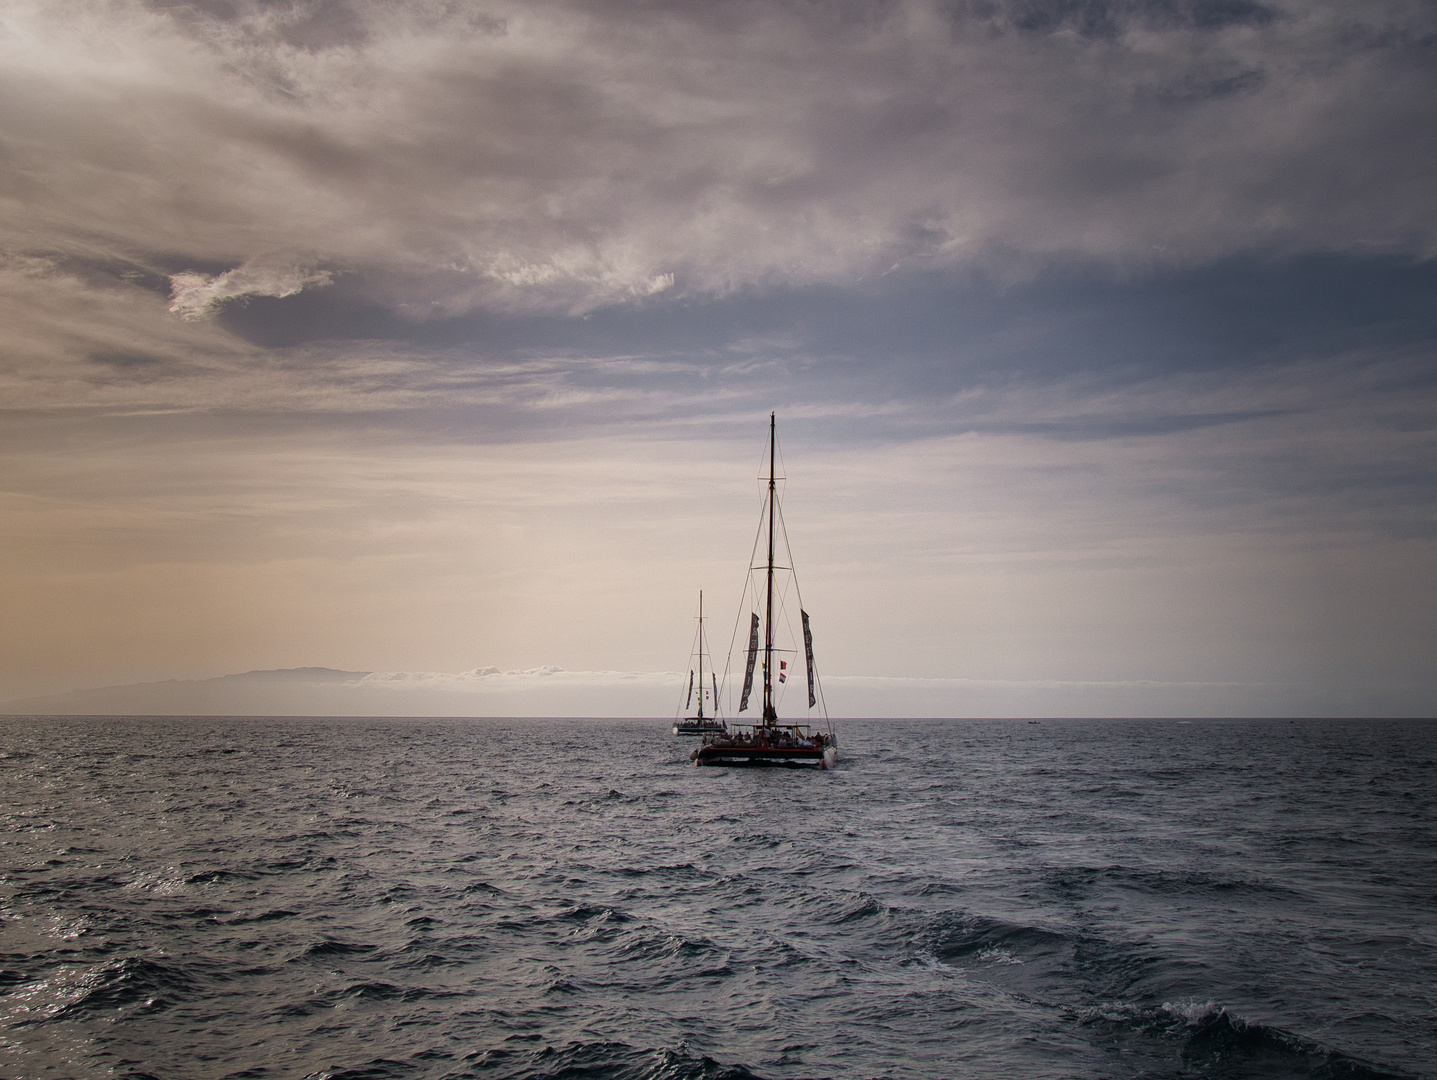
763, 412, 777, 724
696, 591, 704, 719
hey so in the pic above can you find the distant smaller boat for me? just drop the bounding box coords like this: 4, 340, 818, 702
672, 591, 726, 736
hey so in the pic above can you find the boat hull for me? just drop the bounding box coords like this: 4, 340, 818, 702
692, 744, 836, 769
672, 722, 727, 736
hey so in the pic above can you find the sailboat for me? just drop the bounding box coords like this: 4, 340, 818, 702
692, 414, 837, 769
672, 591, 726, 736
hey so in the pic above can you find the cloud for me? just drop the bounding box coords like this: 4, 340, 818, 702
3, 1, 1435, 716
1, 0, 1433, 318
168, 258, 332, 320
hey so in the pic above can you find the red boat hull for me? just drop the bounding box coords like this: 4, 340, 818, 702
692, 743, 836, 769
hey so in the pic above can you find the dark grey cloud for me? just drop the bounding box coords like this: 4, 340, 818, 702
959, 0, 1279, 37
3, 0, 1434, 327
215, 251, 1437, 384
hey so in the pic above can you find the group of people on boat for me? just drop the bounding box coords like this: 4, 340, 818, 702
705, 727, 829, 751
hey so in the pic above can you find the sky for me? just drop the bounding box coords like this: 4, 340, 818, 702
2, 0, 1436, 716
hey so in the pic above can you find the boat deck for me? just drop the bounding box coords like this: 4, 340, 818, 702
691, 726, 836, 769
673, 721, 727, 736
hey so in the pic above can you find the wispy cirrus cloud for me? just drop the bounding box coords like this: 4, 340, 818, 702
168, 257, 332, 320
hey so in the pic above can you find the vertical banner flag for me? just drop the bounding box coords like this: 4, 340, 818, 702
739, 613, 760, 712
686, 671, 694, 709
801, 610, 816, 708
713, 673, 719, 709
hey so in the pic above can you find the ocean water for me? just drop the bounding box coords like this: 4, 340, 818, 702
1, 717, 1434, 1080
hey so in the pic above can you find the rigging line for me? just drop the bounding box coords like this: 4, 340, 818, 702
718, 579, 749, 715
773, 586, 803, 713
773, 475, 828, 723
699, 594, 720, 720
763, 536, 806, 708
761, 465, 813, 717
776, 496, 805, 607
770, 424, 788, 487
675, 614, 706, 720
720, 492, 770, 709
773, 498, 807, 637
775, 573, 828, 726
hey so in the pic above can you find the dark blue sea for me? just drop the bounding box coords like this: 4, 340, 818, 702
2, 717, 1434, 1080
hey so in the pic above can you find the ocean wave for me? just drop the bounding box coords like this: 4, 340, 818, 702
334, 980, 463, 1004
829, 893, 887, 925
906, 908, 1183, 1006
305, 1056, 413, 1080
557, 903, 634, 924
222, 907, 300, 924
921, 910, 1077, 966
1041, 863, 1308, 901
25, 957, 200, 1022
445, 1040, 767, 1080
292, 939, 380, 961
1074, 1001, 1417, 1079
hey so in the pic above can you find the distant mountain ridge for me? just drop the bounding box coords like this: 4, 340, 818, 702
211, 667, 372, 684
0, 666, 675, 718
0, 668, 375, 716
2, 667, 1399, 719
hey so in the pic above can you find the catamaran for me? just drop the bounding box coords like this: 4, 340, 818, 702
692, 414, 836, 768
672, 591, 726, 736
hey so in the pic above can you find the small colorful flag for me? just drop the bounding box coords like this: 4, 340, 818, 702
779, 660, 788, 683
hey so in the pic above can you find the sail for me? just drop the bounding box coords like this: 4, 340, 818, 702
801, 609, 816, 708
739, 612, 760, 711
686, 670, 694, 709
